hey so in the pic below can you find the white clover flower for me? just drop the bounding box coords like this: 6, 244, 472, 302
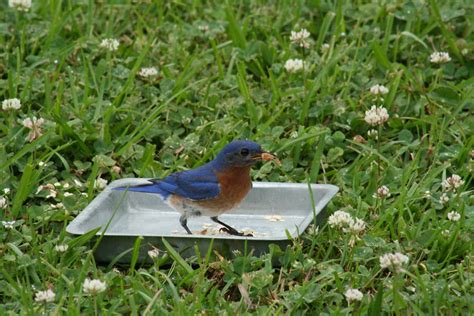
290, 28, 311, 48
0, 197, 7, 209
100, 38, 120, 52
55, 244, 69, 252
429, 52, 451, 64
345, 288, 363, 302
447, 211, 461, 222
50, 202, 64, 209
2, 220, 16, 229
22, 117, 45, 129
364, 106, 389, 126
2, 98, 21, 110
36, 185, 45, 194
47, 190, 57, 199
367, 129, 378, 139
328, 210, 353, 229
232, 249, 242, 256
8, 0, 31, 11
198, 25, 209, 32
94, 177, 108, 190
321, 43, 330, 53
344, 218, 366, 234
22, 117, 45, 142
369, 84, 389, 96
305, 258, 316, 266
291, 260, 303, 269
37, 184, 58, 199
4, 188, 10, 194
373, 185, 391, 199
111, 166, 122, 174
440, 193, 449, 204
74, 179, 83, 187
34, 289, 55, 303
379, 252, 409, 272
306, 224, 319, 235
138, 67, 158, 78
423, 191, 431, 199
83, 279, 107, 294
284, 59, 304, 73
148, 248, 159, 259
64, 192, 73, 197
442, 174, 464, 192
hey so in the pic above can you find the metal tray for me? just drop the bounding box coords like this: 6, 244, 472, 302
66, 179, 338, 263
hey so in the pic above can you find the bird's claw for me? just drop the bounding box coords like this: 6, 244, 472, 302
219, 227, 253, 237
219, 227, 236, 235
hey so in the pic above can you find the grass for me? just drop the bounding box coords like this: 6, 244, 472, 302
1, 0, 473, 314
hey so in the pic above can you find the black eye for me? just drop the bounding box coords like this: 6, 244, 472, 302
240, 148, 250, 156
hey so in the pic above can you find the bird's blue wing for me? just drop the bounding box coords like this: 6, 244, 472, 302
154, 164, 220, 200
114, 164, 220, 201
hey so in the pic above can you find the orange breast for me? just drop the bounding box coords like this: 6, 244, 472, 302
194, 166, 252, 212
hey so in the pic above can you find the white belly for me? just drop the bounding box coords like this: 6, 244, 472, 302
165, 195, 228, 217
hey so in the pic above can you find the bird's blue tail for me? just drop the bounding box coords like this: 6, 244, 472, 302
113, 183, 169, 198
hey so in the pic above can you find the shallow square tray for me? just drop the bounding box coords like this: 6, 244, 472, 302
66, 179, 338, 263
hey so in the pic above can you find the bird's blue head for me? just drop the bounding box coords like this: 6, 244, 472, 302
212, 140, 278, 170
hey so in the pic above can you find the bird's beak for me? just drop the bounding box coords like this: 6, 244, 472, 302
256, 151, 280, 165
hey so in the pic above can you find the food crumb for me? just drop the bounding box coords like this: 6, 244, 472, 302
264, 215, 284, 222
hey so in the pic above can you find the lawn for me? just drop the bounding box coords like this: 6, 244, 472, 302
1, 0, 473, 314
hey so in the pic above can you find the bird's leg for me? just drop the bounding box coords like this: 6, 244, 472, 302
179, 215, 193, 235
210, 216, 253, 237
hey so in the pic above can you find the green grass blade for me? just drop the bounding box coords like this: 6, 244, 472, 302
316, 11, 336, 49
309, 131, 327, 183
12, 158, 37, 217
372, 41, 392, 70
225, 6, 247, 49
162, 238, 193, 274
130, 236, 144, 272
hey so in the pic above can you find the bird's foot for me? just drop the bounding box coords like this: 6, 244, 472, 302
219, 227, 253, 237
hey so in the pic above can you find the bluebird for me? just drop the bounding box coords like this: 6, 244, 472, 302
114, 140, 279, 236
